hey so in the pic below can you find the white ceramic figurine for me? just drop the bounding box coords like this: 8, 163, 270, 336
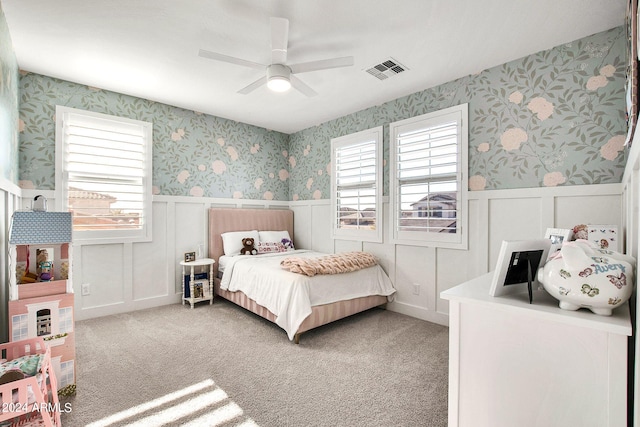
538, 240, 635, 315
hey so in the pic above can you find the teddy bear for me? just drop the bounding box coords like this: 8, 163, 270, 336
240, 237, 258, 255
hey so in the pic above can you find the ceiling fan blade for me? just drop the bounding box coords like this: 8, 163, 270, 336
198, 49, 265, 70
238, 76, 267, 95
290, 75, 317, 97
270, 17, 289, 64
289, 56, 354, 74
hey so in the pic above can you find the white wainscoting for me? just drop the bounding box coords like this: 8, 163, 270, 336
292, 183, 624, 326
1, 178, 23, 342
19, 191, 290, 321
20, 184, 623, 324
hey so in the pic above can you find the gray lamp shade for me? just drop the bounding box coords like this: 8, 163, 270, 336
9, 212, 73, 245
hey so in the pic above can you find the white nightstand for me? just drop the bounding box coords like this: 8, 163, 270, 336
179, 258, 215, 308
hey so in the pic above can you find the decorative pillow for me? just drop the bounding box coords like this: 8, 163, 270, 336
221, 230, 260, 256
280, 237, 295, 250
259, 231, 294, 250
257, 241, 287, 254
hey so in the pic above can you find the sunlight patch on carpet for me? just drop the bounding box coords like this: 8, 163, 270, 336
86, 379, 258, 426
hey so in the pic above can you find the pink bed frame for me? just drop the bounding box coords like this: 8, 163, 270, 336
207, 208, 388, 343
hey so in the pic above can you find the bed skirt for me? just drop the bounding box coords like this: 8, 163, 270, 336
214, 279, 388, 343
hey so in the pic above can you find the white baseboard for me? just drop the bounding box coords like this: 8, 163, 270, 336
133, 293, 183, 312
76, 294, 182, 321
386, 301, 449, 327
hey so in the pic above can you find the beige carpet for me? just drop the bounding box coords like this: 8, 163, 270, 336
60, 298, 449, 426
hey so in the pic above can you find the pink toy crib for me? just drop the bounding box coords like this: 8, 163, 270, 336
0, 338, 61, 427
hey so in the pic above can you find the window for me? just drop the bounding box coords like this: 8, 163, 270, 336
390, 104, 468, 249
36, 309, 51, 336
331, 126, 383, 242
58, 306, 73, 334
11, 314, 28, 342
55, 106, 153, 243
59, 360, 74, 388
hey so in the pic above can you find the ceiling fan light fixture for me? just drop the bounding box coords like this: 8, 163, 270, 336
199, 18, 353, 97
267, 76, 291, 92
266, 64, 292, 92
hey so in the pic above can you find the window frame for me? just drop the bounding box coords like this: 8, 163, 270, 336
389, 104, 468, 250
55, 106, 153, 244
330, 126, 384, 243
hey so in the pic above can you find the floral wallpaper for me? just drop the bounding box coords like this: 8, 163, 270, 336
17, 27, 626, 201
0, 4, 19, 184
18, 75, 290, 200
288, 26, 627, 200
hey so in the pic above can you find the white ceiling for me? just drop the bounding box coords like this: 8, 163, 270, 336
1, 0, 626, 134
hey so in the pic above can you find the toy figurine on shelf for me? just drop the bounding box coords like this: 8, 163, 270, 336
39, 261, 53, 282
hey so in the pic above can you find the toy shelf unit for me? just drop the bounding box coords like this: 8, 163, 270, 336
180, 258, 215, 308
7, 211, 77, 397
0, 337, 62, 426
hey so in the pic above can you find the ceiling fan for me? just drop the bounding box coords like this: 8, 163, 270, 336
198, 17, 354, 97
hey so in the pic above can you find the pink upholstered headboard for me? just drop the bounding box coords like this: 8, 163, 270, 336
208, 208, 294, 272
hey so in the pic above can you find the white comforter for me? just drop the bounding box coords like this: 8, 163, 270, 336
220, 250, 396, 340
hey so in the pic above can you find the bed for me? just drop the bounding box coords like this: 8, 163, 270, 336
208, 208, 396, 343
0, 337, 61, 427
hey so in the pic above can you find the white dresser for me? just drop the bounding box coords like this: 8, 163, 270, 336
441, 272, 632, 427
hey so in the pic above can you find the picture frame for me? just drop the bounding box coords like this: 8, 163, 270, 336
184, 251, 196, 262
544, 228, 572, 258
489, 240, 551, 298
587, 224, 619, 251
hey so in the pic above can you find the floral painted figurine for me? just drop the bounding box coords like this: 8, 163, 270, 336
538, 240, 635, 315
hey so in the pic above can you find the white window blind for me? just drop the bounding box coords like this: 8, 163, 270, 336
331, 127, 383, 242
390, 104, 468, 249
56, 106, 153, 243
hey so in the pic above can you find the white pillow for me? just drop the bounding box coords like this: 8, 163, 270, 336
258, 230, 294, 250
221, 230, 259, 256
257, 241, 287, 254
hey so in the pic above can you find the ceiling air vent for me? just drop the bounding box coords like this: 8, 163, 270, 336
365, 58, 408, 81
